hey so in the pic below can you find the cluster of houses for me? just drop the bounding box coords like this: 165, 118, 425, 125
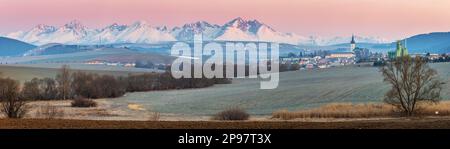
85, 60, 136, 67
82, 36, 449, 71
85, 60, 171, 70
281, 35, 384, 69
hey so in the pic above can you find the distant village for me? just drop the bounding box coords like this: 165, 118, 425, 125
82, 35, 450, 71
280, 35, 450, 70
84, 60, 168, 70
4, 35, 447, 72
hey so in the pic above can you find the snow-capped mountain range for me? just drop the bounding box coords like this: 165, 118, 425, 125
5, 17, 390, 46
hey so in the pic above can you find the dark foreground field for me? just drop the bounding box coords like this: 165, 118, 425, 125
2, 118, 450, 129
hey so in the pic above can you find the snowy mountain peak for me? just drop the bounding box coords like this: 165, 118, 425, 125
34, 24, 57, 33
60, 20, 90, 38
228, 17, 245, 25
183, 21, 217, 29
156, 26, 169, 32
6, 18, 392, 46
131, 20, 149, 28
180, 21, 220, 33
105, 23, 127, 31
225, 17, 248, 29
172, 21, 222, 41
63, 20, 86, 30
223, 17, 268, 34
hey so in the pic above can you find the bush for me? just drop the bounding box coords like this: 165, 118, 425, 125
35, 103, 65, 119
71, 97, 97, 108
212, 107, 250, 121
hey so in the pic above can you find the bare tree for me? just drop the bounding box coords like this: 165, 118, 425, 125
41, 78, 58, 100
0, 78, 29, 118
56, 65, 71, 100
21, 78, 41, 100
380, 56, 444, 116
22, 77, 59, 100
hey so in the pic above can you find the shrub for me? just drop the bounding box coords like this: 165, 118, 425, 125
212, 107, 250, 121
71, 97, 97, 108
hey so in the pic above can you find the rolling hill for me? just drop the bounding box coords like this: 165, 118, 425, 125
329, 32, 450, 54
402, 32, 450, 54
0, 37, 36, 56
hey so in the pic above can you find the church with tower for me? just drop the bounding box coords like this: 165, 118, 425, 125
326, 35, 357, 59
326, 34, 370, 62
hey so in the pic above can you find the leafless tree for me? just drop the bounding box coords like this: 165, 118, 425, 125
41, 78, 58, 99
22, 77, 58, 100
0, 78, 29, 118
21, 78, 41, 100
380, 56, 444, 116
56, 65, 72, 100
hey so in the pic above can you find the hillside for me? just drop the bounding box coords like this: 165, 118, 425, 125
0, 37, 36, 56
403, 32, 450, 54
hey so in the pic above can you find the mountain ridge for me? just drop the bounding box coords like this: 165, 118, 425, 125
6, 18, 388, 46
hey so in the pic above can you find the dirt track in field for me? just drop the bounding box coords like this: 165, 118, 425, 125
1, 117, 450, 129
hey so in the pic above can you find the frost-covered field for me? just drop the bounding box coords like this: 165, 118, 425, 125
2, 62, 450, 116
111, 63, 450, 115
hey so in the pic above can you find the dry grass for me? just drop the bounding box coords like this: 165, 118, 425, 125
147, 111, 160, 121
415, 101, 450, 116
272, 101, 450, 120
35, 103, 65, 119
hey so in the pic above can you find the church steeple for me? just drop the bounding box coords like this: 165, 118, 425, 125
350, 34, 356, 44
350, 34, 356, 52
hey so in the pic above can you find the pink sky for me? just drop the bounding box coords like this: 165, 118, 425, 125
1, 0, 450, 40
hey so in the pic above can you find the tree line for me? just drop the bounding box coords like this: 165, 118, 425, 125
4, 65, 231, 101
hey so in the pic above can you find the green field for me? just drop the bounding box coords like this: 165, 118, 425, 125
0, 48, 173, 64
0, 64, 152, 83
1, 63, 450, 115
